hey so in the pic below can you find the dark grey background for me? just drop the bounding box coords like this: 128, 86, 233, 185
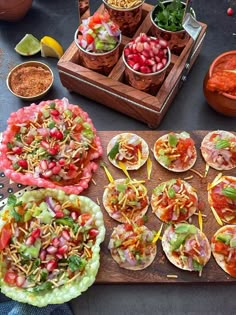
0, 0, 236, 314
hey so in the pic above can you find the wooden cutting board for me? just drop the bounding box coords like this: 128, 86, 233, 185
0, 130, 236, 283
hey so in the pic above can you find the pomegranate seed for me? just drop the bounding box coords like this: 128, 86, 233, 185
57, 244, 69, 255
42, 170, 53, 178
40, 249, 47, 261
31, 228, 40, 239
48, 161, 56, 169
56, 253, 63, 260
139, 33, 148, 42
159, 39, 168, 48
140, 66, 151, 74
48, 147, 58, 155
52, 237, 60, 247
128, 60, 135, 68
71, 211, 78, 220
156, 63, 164, 71
41, 140, 50, 149
155, 56, 161, 63
143, 42, 150, 51
89, 228, 99, 238
146, 59, 155, 66
46, 245, 57, 254
54, 204, 61, 212
12, 147, 23, 155
124, 47, 130, 56
16, 275, 25, 287
58, 158, 65, 165
25, 236, 35, 245
227, 7, 234, 16
152, 64, 157, 72
142, 50, 150, 58
18, 159, 28, 168
46, 260, 58, 272
50, 109, 60, 116
55, 211, 64, 218
69, 163, 77, 171
52, 165, 61, 175
59, 236, 66, 246
62, 230, 70, 241
162, 58, 167, 66
136, 42, 144, 52
40, 160, 48, 171
50, 128, 63, 140
152, 47, 159, 55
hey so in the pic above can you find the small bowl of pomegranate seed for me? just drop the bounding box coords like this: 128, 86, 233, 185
122, 33, 171, 94
102, 0, 144, 37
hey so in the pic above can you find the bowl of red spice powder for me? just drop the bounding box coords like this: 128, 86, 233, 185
203, 50, 236, 117
6, 61, 54, 101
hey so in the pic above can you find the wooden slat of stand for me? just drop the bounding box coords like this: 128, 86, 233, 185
58, 3, 207, 128
1, 131, 236, 283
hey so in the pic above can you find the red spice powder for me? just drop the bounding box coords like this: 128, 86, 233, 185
10, 65, 52, 97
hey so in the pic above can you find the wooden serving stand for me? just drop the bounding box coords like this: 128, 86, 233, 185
1, 131, 236, 283
57, 3, 207, 128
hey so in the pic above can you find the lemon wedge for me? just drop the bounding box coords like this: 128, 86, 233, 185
15, 34, 41, 56
40, 36, 64, 59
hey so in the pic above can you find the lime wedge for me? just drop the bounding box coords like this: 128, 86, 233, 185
40, 36, 64, 59
14, 34, 41, 56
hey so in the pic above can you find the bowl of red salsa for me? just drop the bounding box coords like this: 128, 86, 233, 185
203, 50, 236, 117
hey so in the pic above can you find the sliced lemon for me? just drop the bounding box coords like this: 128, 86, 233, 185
40, 36, 64, 59
14, 34, 41, 56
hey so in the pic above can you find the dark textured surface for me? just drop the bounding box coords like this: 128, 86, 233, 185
0, 0, 236, 314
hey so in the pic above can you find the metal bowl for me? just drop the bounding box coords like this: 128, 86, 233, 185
6, 61, 54, 101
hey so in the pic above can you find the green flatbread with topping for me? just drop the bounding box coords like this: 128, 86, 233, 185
0, 189, 105, 307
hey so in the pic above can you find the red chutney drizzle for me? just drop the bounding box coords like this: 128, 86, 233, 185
207, 55, 236, 96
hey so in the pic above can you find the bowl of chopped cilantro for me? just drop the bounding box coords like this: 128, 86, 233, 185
150, 0, 195, 55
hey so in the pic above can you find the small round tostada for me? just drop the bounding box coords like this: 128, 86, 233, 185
151, 178, 198, 223
162, 223, 211, 273
102, 178, 149, 223
108, 223, 156, 270
0, 189, 105, 307
208, 174, 236, 224
0, 98, 103, 194
107, 133, 149, 170
211, 225, 236, 278
153, 131, 197, 172
200, 130, 236, 170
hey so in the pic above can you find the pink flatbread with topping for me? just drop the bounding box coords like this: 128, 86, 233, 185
0, 98, 103, 194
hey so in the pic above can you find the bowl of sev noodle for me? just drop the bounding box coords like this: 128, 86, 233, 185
102, 0, 144, 36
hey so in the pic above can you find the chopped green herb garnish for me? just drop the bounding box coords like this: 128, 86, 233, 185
222, 187, 236, 200
108, 142, 120, 160
68, 255, 86, 272
168, 134, 178, 147
215, 139, 230, 149
168, 187, 176, 198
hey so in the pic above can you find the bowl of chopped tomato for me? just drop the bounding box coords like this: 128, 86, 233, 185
6, 61, 54, 101
203, 50, 236, 117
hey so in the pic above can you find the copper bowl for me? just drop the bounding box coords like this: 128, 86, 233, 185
122, 42, 171, 95
102, 0, 144, 37
74, 29, 121, 76
6, 61, 54, 101
150, 1, 193, 55
203, 50, 236, 117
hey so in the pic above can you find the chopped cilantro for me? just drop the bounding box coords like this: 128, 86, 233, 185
68, 255, 86, 272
